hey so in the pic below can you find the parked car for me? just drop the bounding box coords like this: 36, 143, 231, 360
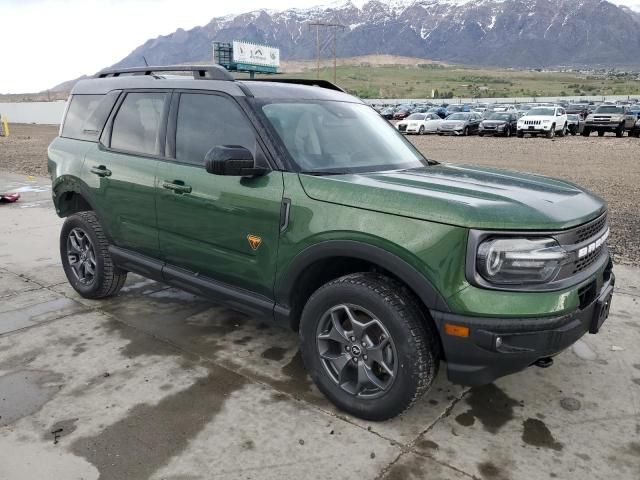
396, 113, 443, 134
437, 112, 483, 135
379, 107, 395, 120
478, 112, 518, 137
629, 118, 640, 137
393, 107, 412, 120
566, 114, 583, 135
516, 106, 568, 138
49, 65, 615, 421
566, 104, 589, 119
427, 106, 448, 119
583, 105, 637, 137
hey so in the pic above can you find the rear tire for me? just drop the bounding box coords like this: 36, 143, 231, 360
299, 273, 439, 421
462, 127, 469, 136
60, 211, 127, 299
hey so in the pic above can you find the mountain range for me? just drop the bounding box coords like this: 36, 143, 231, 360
111, 0, 640, 70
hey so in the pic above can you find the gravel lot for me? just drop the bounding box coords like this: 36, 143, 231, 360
1, 123, 638, 265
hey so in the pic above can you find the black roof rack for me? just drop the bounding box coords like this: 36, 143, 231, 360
241, 78, 345, 92
95, 65, 234, 81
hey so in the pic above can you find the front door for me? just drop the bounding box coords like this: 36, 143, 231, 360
156, 92, 284, 298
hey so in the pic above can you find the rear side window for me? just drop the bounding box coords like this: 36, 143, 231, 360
61, 93, 119, 141
111, 92, 167, 156
175, 93, 258, 166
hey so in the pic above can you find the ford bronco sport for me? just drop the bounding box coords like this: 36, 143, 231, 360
49, 65, 614, 421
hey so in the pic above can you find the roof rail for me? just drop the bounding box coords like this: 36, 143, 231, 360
241, 78, 345, 92
95, 65, 234, 81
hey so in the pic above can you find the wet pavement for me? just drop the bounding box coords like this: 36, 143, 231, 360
1, 171, 639, 480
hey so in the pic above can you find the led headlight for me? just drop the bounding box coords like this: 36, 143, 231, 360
477, 238, 568, 285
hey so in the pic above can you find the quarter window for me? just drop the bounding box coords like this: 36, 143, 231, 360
175, 93, 258, 166
61, 93, 119, 141
110, 92, 167, 156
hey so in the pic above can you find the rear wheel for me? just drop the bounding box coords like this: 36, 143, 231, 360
299, 273, 439, 421
60, 211, 127, 299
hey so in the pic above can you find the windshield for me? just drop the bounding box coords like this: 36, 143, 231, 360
527, 107, 554, 116
485, 113, 511, 121
567, 114, 579, 121
446, 113, 469, 120
595, 105, 624, 114
261, 101, 427, 174
407, 113, 425, 120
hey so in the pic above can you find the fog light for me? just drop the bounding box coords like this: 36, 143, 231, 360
495, 336, 503, 349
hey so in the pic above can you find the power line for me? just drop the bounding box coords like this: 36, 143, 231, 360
308, 22, 346, 83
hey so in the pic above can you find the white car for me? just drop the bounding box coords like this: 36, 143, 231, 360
517, 106, 568, 138
396, 113, 443, 135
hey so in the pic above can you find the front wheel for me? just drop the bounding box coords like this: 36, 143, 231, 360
299, 273, 439, 421
558, 123, 567, 137
547, 125, 555, 138
616, 125, 624, 138
462, 127, 469, 136
418, 125, 425, 135
582, 128, 591, 136
598, 130, 605, 137
504, 126, 512, 137
60, 211, 127, 299
516, 130, 524, 138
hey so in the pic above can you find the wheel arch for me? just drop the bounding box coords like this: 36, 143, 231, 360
275, 240, 450, 331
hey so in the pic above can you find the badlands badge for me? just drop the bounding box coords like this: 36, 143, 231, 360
247, 234, 262, 251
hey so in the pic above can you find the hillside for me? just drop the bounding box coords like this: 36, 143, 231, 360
111, 0, 640, 70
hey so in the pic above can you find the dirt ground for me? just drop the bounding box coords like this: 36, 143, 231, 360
1, 123, 638, 265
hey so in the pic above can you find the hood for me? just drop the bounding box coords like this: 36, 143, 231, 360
520, 115, 554, 121
299, 164, 606, 230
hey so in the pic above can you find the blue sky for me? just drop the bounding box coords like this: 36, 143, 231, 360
1, 0, 639, 94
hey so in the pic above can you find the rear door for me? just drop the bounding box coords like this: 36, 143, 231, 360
156, 91, 284, 298
84, 90, 169, 258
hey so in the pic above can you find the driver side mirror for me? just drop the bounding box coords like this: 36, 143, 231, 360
204, 145, 267, 177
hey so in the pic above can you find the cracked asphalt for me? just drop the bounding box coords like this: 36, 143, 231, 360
1, 171, 639, 480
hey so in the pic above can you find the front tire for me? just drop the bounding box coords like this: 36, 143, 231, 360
299, 273, 439, 421
60, 211, 127, 299
418, 125, 425, 135
547, 125, 555, 139
598, 130, 605, 137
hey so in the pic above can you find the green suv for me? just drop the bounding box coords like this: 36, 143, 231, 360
49, 65, 614, 420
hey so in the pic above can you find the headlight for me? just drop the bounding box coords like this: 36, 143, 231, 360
586, 114, 594, 121
542, 119, 550, 124
477, 238, 568, 285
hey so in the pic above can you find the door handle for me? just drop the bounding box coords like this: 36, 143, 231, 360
90, 165, 112, 177
162, 181, 192, 194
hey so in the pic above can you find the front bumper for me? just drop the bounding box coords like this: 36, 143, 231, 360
585, 123, 620, 131
431, 266, 615, 386
518, 124, 551, 133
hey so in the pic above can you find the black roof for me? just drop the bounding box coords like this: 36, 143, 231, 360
72, 65, 360, 103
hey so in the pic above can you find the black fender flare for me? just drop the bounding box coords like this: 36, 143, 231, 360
275, 240, 450, 316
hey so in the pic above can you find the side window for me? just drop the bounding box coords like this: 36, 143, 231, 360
62, 93, 119, 141
111, 92, 167, 156
176, 93, 258, 166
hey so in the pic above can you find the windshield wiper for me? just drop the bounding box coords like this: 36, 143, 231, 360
300, 170, 346, 176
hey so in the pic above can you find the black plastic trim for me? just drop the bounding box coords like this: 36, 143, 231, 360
275, 240, 450, 312
108, 246, 276, 319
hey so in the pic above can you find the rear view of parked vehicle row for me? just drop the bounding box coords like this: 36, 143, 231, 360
50, 66, 614, 420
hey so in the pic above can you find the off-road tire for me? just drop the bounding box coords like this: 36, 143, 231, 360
299, 272, 439, 421
60, 211, 127, 299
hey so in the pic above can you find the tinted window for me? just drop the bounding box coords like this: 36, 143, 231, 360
176, 93, 258, 166
62, 93, 118, 141
111, 92, 167, 156
595, 105, 624, 114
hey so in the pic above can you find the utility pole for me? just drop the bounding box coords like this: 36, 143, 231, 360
308, 22, 345, 82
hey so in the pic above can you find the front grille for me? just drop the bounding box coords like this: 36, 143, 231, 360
524, 120, 541, 125
575, 214, 607, 243
573, 244, 605, 274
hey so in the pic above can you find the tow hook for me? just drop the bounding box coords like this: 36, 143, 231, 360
534, 357, 554, 368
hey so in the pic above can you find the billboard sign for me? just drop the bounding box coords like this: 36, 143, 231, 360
232, 41, 280, 68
